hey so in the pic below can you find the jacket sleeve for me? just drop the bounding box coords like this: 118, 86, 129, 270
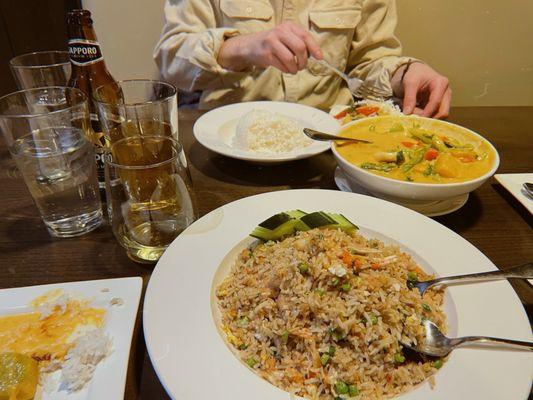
347, 0, 413, 98
154, 0, 248, 92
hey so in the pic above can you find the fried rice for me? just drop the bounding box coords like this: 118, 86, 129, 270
216, 228, 447, 399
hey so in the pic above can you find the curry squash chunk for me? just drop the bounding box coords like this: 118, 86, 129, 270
434, 153, 462, 178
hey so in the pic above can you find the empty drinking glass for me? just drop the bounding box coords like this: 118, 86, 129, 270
9, 51, 71, 89
0, 87, 103, 237
105, 135, 196, 263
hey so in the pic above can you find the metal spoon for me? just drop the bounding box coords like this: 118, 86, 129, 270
403, 320, 533, 357
303, 128, 372, 144
409, 262, 533, 296
523, 182, 533, 197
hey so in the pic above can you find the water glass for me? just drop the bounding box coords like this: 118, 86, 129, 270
0, 87, 103, 237
9, 51, 71, 89
105, 135, 196, 263
94, 79, 178, 145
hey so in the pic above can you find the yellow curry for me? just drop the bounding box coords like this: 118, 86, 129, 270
0, 290, 105, 400
336, 116, 495, 183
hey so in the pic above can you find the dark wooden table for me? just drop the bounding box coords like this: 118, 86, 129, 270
0, 107, 531, 399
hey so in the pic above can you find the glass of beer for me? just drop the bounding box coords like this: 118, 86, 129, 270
105, 135, 196, 263
93, 79, 178, 145
0, 87, 103, 237
9, 51, 71, 89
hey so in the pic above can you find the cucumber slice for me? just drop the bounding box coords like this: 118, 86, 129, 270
259, 212, 292, 230
301, 212, 336, 229
250, 210, 358, 241
250, 219, 298, 241
285, 209, 307, 219
327, 213, 359, 233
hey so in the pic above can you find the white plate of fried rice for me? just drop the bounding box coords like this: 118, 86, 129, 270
143, 190, 532, 400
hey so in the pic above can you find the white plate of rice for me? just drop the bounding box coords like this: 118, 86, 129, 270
193, 102, 337, 164
0, 277, 142, 400
143, 190, 532, 400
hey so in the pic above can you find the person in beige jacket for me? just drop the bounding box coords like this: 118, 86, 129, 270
154, 0, 451, 118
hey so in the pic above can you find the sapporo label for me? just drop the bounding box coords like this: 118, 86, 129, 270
89, 113, 111, 187
68, 39, 103, 66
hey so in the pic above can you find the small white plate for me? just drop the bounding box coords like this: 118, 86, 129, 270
0, 277, 143, 400
193, 101, 338, 164
334, 167, 469, 217
144, 189, 532, 400
495, 173, 533, 214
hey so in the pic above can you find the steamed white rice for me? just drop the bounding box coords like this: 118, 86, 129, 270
36, 293, 113, 394
233, 109, 312, 154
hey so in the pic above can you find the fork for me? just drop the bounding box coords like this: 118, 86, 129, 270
410, 262, 533, 296
309, 57, 391, 101
402, 319, 533, 357
523, 182, 533, 198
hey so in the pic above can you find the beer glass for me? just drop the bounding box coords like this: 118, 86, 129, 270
9, 51, 71, 89
94, 79, 178, 145
0, 87, 103, 237
105, 135, 195, 263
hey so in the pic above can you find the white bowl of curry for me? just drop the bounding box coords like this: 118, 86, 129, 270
332, 115, 499, 202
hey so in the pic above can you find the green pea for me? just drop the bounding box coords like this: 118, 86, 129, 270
280, 330, 289, 344
328, 346, 336, 356
238, 316, 249, 326
349, 385, 360, 396
335, 381, 349, 395
320, 353, 330, 366
315, 288, 325, 296
433, 359, 443, 369
394, 353, 406, 363
332, 328, 346, 341
422, 303, 431, 312
407, 272, 418, 281
331, 278, 340, 286
238, 343, 248, 350
246, 357, 257, 367
341, 283, 351, 292
370, 315, 378, 325
298, 262, 309, 274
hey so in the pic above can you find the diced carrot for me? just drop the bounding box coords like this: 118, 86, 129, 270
266, 357, 276, 370
288, 369, 304, 384
356, 106, 380, 116
401, 141, 415, 148
424, 148, 439, 161
371, 262, 381, 270
353, 258, 363, 270
334, 110, 348, 119
342, 250, 353, 266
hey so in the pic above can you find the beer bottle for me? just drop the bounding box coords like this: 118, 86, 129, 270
66, 9, 120, 191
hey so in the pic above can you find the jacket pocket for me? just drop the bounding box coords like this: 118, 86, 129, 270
308, 7, 362, 76
220, 0, 274, 33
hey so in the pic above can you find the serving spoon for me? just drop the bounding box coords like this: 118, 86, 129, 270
402, 320, 533, 357
409, 262, 533, 296
303, 128, 372, 144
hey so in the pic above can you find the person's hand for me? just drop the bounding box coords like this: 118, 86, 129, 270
392, 62, 452, 119
218, 21, 323, 74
